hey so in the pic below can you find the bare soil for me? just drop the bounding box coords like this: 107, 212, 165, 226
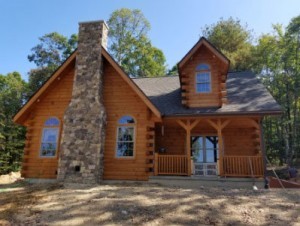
0, 176, 299, 226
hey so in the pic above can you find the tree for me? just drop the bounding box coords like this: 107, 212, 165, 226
28, 32, 77, 94
28, 32, 77, 68
167, 65, 178, 76
253, 15, 300, 165
0, 72, 28, 174
28, 66, 57, 95
107, 8, 166, 77
120, 36, 167, 77
201, 17, 254, 71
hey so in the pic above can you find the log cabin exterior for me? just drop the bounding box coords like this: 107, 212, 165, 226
13, 20, 282, 183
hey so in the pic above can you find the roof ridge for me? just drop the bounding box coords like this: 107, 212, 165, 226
132, 75, 179, 79
132, 71, 254, 78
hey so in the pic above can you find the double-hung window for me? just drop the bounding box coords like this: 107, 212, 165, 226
116, 116, 135, 158
196, 64, 211, 93
40, 117, 60, 157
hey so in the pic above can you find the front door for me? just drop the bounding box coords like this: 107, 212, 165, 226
191, 136, 218, 176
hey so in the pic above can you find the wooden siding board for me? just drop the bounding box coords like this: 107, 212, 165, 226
102, 59, 156, 180
21, 67, 75, 179
21, 57, 159, 180
155, 118, 263, 177
180, 45, 227, 108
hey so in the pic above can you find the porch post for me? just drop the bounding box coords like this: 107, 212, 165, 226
154, 153, 158, 176
217, 121, 224, 176
207, 119, 230, 177
176, 119, 200, 176
186, 120, 191, 176
259, 119, 269, 188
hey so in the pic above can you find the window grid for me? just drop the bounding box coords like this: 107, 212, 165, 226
116, 116, 135, 158
195, 64, 211, 93
40, 117, 60, 158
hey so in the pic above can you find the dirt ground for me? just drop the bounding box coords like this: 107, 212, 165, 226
0, 175, 299, 226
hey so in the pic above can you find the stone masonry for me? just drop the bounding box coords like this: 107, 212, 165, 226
57, 21, 108, 183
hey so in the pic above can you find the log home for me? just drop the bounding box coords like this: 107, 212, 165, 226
13, 20, 282, 183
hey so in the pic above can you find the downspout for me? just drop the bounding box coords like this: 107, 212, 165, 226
259, 119, 269, 189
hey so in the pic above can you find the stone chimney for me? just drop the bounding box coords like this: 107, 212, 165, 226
58, 20, 108, 183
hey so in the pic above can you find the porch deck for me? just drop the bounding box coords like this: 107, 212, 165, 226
154, 153, 264, 178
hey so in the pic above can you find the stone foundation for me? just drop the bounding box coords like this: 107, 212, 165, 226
58, 21, 108, 183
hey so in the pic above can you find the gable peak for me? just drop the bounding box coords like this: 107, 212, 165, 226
178, 37, 230, 69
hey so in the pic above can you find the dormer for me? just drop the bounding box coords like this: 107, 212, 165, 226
178, 37, 230, 108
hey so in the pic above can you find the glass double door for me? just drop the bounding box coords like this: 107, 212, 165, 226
191, 136, 219, 176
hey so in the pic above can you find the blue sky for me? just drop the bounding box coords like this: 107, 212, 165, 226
0, 0, 299, 80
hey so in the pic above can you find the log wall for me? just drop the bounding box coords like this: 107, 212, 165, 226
103, 59, 156, 180
180, 45, 227, 108
155, 118, 262, 160
21, 61, 75, 178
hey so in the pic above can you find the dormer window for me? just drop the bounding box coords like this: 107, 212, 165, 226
195, 64, 211, 93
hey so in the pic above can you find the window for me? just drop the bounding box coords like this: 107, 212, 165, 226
196, 64, 211, 93
191, 136, 219, 176
40, 117, 60, 157
116, 116, 135, 158
192, 136, 218, 163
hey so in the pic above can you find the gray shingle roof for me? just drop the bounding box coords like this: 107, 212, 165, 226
132, 71, 282, 116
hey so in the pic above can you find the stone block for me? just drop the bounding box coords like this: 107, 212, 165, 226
58, 20, 108, 184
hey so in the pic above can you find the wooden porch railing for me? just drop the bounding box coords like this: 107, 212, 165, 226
155, 154, 188, 176
223, 156, 264, 177
154, 154, 264, 177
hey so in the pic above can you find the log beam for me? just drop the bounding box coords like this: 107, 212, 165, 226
206, 119, 231, 176
176, 119, 201, 176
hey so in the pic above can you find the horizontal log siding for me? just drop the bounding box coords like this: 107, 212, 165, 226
103, 59, 155, 180
180, 45, 224, 108
223, 128, 257, 156
21, 62, 75, 178
155, 123, 186, 155
154, 118, 263, 177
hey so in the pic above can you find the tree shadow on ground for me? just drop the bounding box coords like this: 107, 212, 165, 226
1, 181, 299, 225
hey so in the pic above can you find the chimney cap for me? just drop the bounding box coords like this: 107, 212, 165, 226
78, 20, 109, 30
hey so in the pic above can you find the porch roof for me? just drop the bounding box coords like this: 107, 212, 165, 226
132, 71, 282, 117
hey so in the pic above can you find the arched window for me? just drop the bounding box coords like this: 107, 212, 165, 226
116, 116, 135, 158
195, 64, 211, 93
40, 117, 60, 157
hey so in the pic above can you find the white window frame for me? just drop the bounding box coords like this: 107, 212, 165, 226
40, 117, 60, 158
191, 135, 218, 163
195, 64, 211, 93
115, 116, 136, 159
191, 134, 221, 176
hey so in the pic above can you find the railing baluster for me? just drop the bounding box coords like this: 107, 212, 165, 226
222, 155, 263, 177
153, 154, 264, 176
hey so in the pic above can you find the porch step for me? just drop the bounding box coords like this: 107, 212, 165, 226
149, 175, 264, 182
149, 176, 265, 189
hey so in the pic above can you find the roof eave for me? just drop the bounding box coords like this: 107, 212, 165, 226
14, 47, 163, 126
13, 50, 77, 125
101, 48, 162, 119
162, 110, 283, 118
177, 37, 230, 69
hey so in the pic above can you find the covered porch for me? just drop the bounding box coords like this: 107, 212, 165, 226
153, 117, 265, 178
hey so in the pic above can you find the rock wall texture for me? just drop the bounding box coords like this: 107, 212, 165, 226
58, 21, 108, 183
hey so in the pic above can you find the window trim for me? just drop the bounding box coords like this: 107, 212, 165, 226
191, 135, 219, 163
195, 64, 212, 94
39, 117, 60, 158
115, 116, 136, 159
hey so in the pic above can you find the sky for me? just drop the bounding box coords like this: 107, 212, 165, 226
0, 0, 299, 80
